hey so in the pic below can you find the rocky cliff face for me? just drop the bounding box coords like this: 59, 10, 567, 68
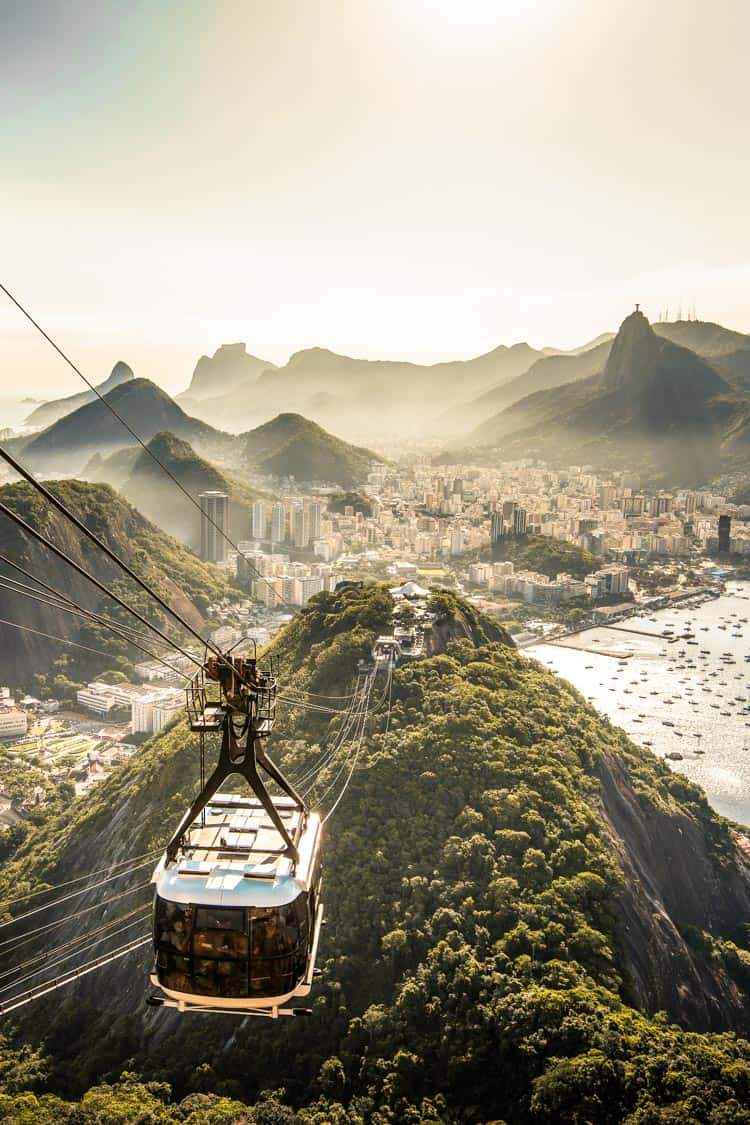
182, 344, 276, 401
596, 748, 750, 1030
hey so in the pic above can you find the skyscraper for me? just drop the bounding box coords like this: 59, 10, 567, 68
270, 503, 286, 545
293, 506, 310, 549
718, 514, 731, 554
306, 501, 322, 542
199, 491, 229, 562
512, 507, 527, 536
251, 500, 266, 540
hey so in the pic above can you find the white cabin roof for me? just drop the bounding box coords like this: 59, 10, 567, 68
153, 792, 321, 909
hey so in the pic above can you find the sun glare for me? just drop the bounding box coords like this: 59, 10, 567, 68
393, 0, 558, 52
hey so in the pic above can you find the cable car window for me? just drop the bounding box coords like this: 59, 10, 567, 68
192, 907, 248, 959
155, 898, 192, 953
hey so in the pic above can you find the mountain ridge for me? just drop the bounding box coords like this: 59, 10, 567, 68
24, 361, 135, 429
469, 311, 750, 481
19, 378, 229, 474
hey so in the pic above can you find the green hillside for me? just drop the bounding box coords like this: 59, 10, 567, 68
20, 379, 230, 474
0, 479, 228, 688
243, 412, 382, 487
492, 533, 599, 579
2, 586, 750, 1120
120, 431, 263, 551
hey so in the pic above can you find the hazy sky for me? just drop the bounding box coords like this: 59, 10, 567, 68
3, 0, 750, 398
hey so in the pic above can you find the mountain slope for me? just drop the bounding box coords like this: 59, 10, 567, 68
451, 339, 613, 433
180, 341, 544, 439
23, 361, 135, 429
0, 479, 227, 684
176, 343, 278, 428
3, 587, 750, 1122
120, 431, 262, 550
471, 310, 750, 481
20, 379, 230, 474
243, 411, 382, 486
654, 319, 750, 357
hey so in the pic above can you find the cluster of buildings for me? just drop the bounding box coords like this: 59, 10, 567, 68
0, 687, 28, 741
192, 458, 750, 613
465, 559, 630, 605
76, 681, 183, 735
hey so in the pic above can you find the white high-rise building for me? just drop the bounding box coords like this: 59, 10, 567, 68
251, 501, 266, 540
271, 503, 286, 545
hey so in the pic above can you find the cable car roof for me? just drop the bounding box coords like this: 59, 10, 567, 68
153, 793, 321, 909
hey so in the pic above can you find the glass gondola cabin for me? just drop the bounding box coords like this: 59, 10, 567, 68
151, 793, 323, 1015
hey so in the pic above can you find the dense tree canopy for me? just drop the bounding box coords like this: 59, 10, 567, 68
0, 586, 749, 1122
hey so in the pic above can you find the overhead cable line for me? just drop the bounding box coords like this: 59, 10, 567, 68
0, 499, 202, 669
0, 856, 158, 931
321, 674, 376, 823
0, 552, 165, 645
0, 576, 189, 679
0, 448, 221, 658
0, 847, 161, 911
309, 675, 376, 806
0, 618, 126, 661
0, 281, 295, 613
0, 907, 150, 993
0, 933, 151, 1015
296, 677, 369, 794
0, 879, 151, 954
0, 909, 150, 999
0, 455, 286, 699
0, 904, 147, 985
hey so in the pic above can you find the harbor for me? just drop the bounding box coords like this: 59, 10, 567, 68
526, 580, 750, 826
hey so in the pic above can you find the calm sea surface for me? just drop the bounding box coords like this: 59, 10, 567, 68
527, 580, 750, 826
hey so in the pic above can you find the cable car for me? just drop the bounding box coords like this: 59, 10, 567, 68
148, 648, 324, 1017
372, 635, 401, 667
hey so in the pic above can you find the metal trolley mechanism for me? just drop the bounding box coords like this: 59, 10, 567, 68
148, 645, 324, 1018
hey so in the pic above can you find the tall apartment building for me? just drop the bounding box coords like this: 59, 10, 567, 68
293, 506, 310, 549
250, 500, 266, 540
306, 501, 322, 542
199, 491, 229, 562
270, 503, 286, 545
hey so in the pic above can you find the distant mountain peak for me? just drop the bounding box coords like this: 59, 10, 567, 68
600, 309, 660, 391
183, 344, 276, 400
108, 360, 134, 382
24, 359, 135, 428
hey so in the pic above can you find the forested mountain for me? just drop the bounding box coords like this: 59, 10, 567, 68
0, 479, 227, 687
23, 361, 135, 429
469, 311, 750, 482
243, 412, 382, 487
18, 380, 229, 474
2, 585, 750, 1121
116, 432, 262, 551
451, 318, 750, 440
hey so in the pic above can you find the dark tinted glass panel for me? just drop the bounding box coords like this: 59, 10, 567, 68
155, 897, 192, 953
194, 907, 245, 932
154, 895, 311, 1000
